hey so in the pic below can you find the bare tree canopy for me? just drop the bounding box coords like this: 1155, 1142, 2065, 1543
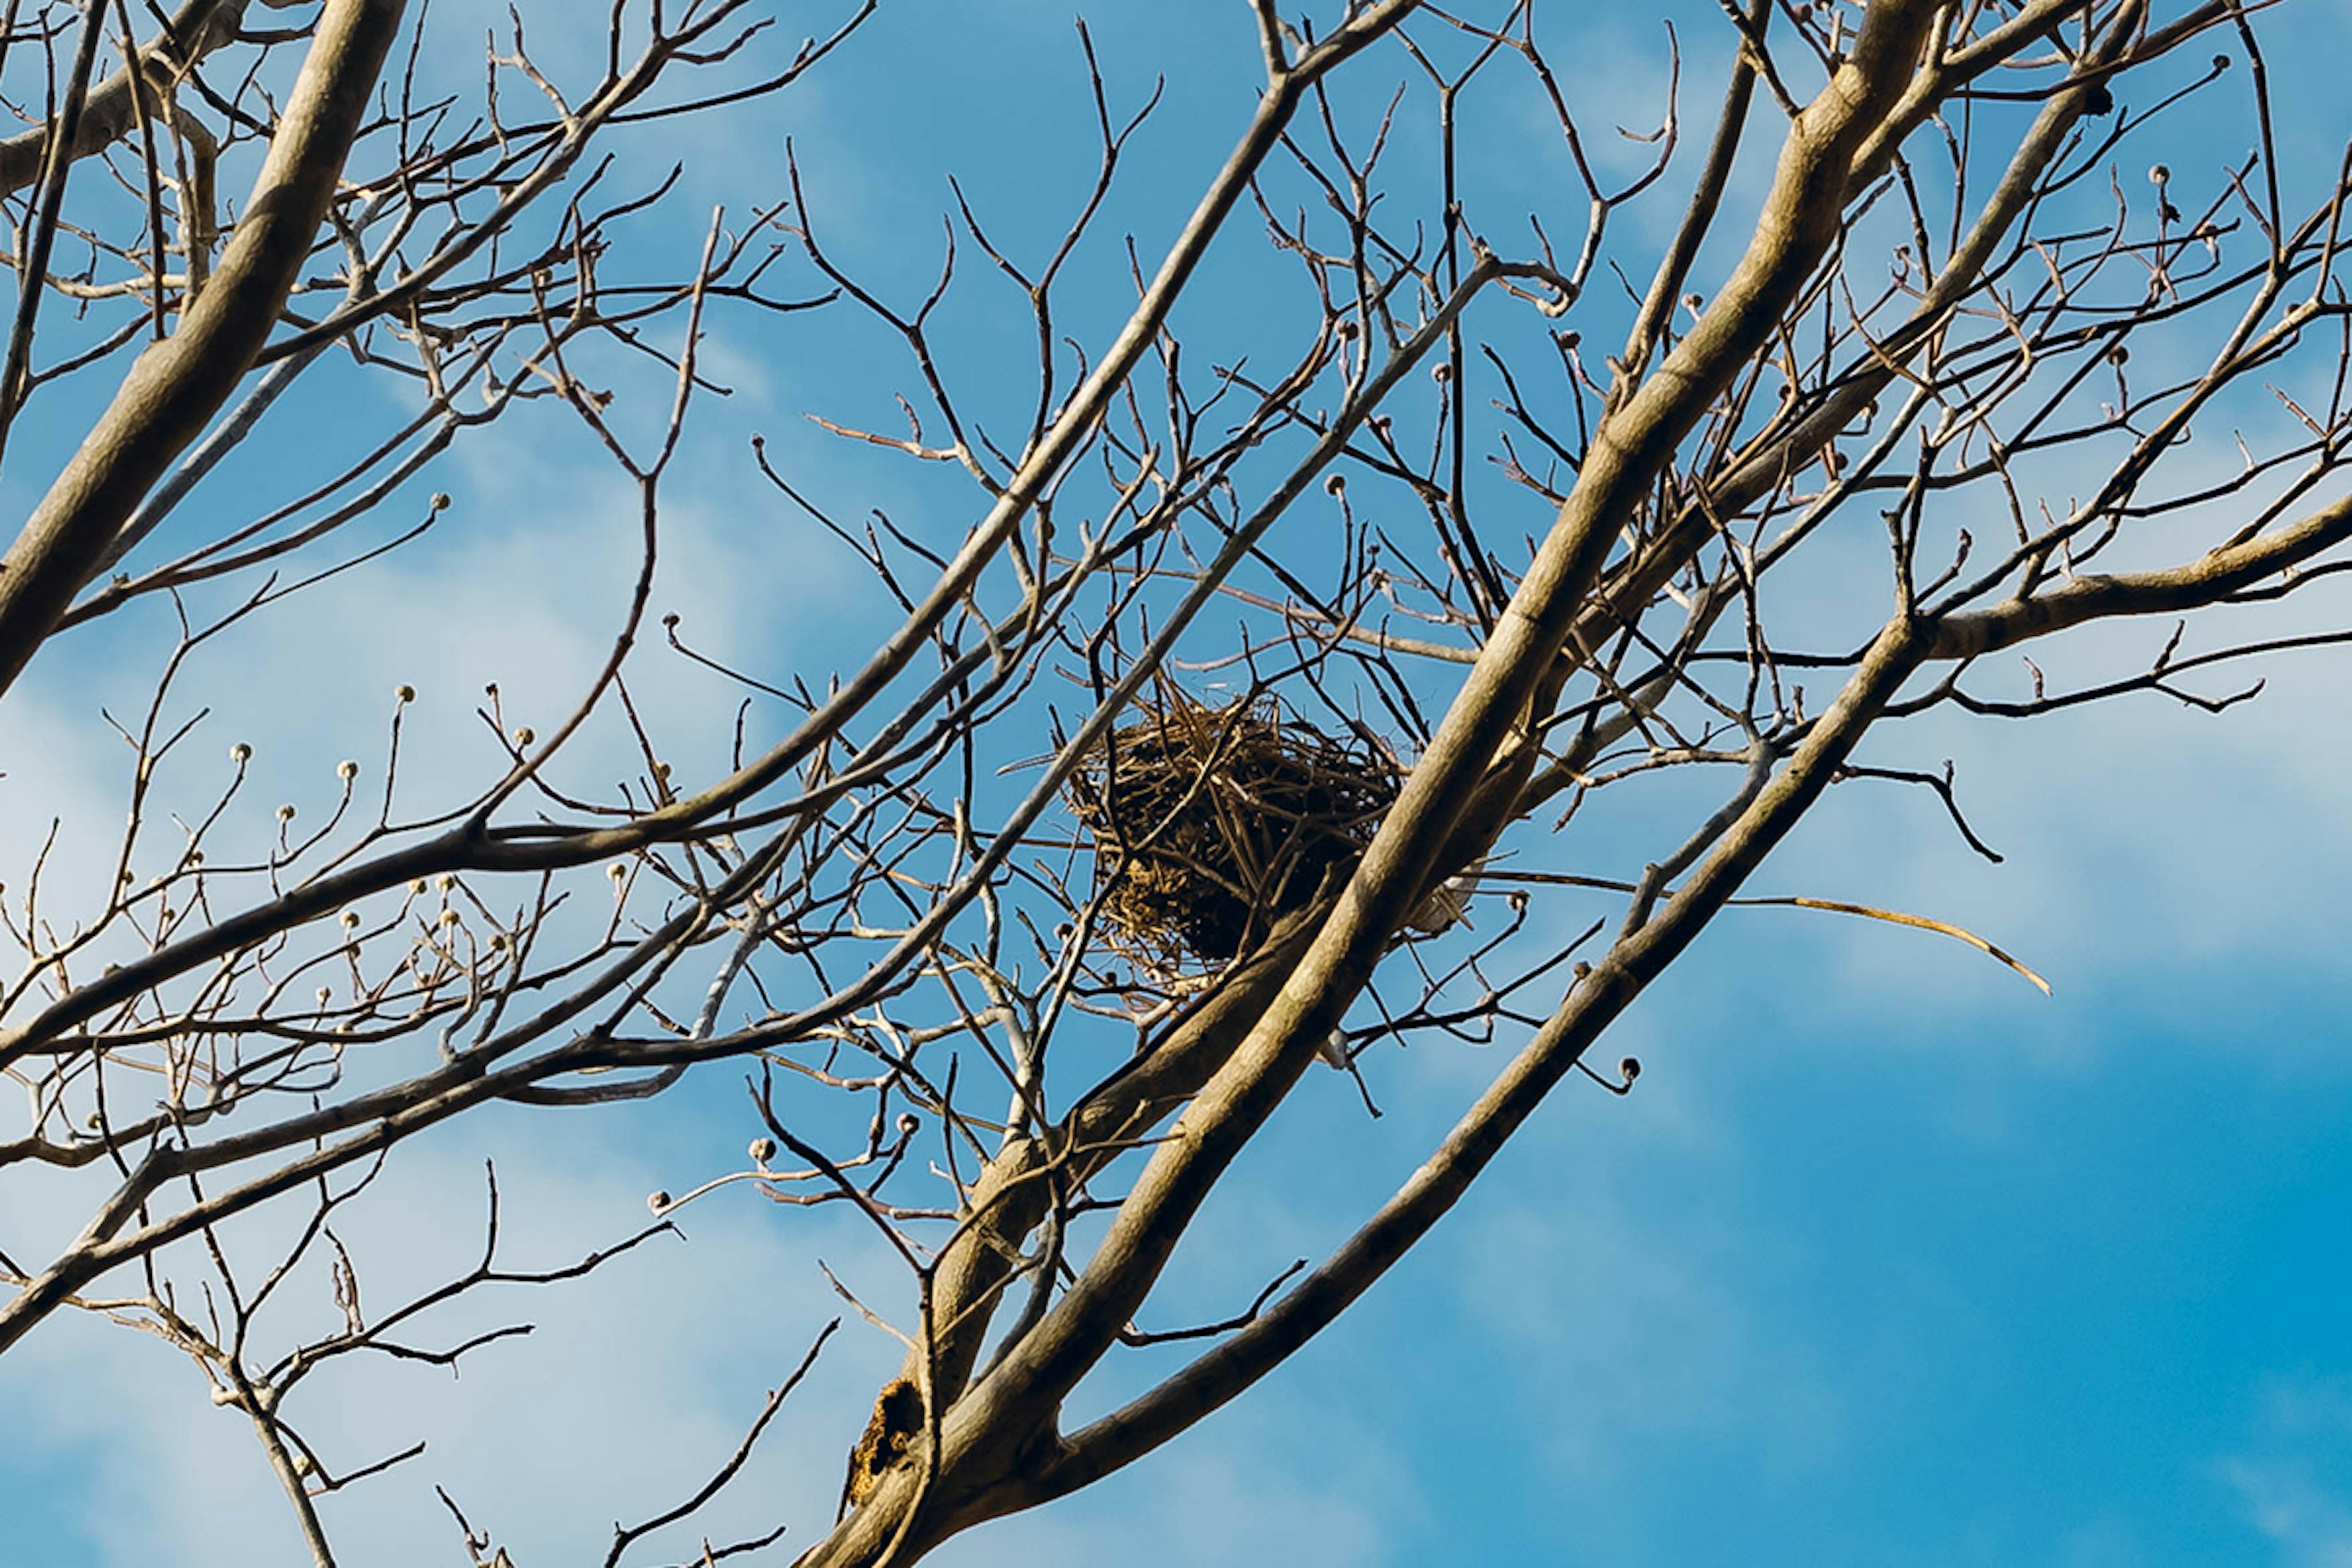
2, 1, 2350, 1562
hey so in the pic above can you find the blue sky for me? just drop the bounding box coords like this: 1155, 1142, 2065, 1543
2, 2, 2351, 1565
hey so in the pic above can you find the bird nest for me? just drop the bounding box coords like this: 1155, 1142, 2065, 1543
1065, 696, 1400, 965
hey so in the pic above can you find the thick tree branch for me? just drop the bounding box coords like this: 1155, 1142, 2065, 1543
0, 0, 404, 699
0, 0, 251, 198
1928, 491, 2352, 659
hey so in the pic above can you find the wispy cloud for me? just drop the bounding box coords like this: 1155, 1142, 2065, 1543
2220, 1458, 2352, 1568
2, 1113, 910, 1567
2216, 1376, 2352, 1568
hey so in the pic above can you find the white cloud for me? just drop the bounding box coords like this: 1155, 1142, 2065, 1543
2214, 1377, 2352, 1568
973, 1441, 1398, 1568
1451, 1172, 1847, 1482
2221, 1459, 2352, 1568
1, 1107, 913, 1567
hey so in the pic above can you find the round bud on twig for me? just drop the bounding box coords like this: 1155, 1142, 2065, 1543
1619, 1057, 1642, 1085
647, 1191, 671, 1214
749, 1137, 777, 1163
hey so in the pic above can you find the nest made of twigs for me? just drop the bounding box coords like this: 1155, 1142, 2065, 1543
1065, 695, 1400, 965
